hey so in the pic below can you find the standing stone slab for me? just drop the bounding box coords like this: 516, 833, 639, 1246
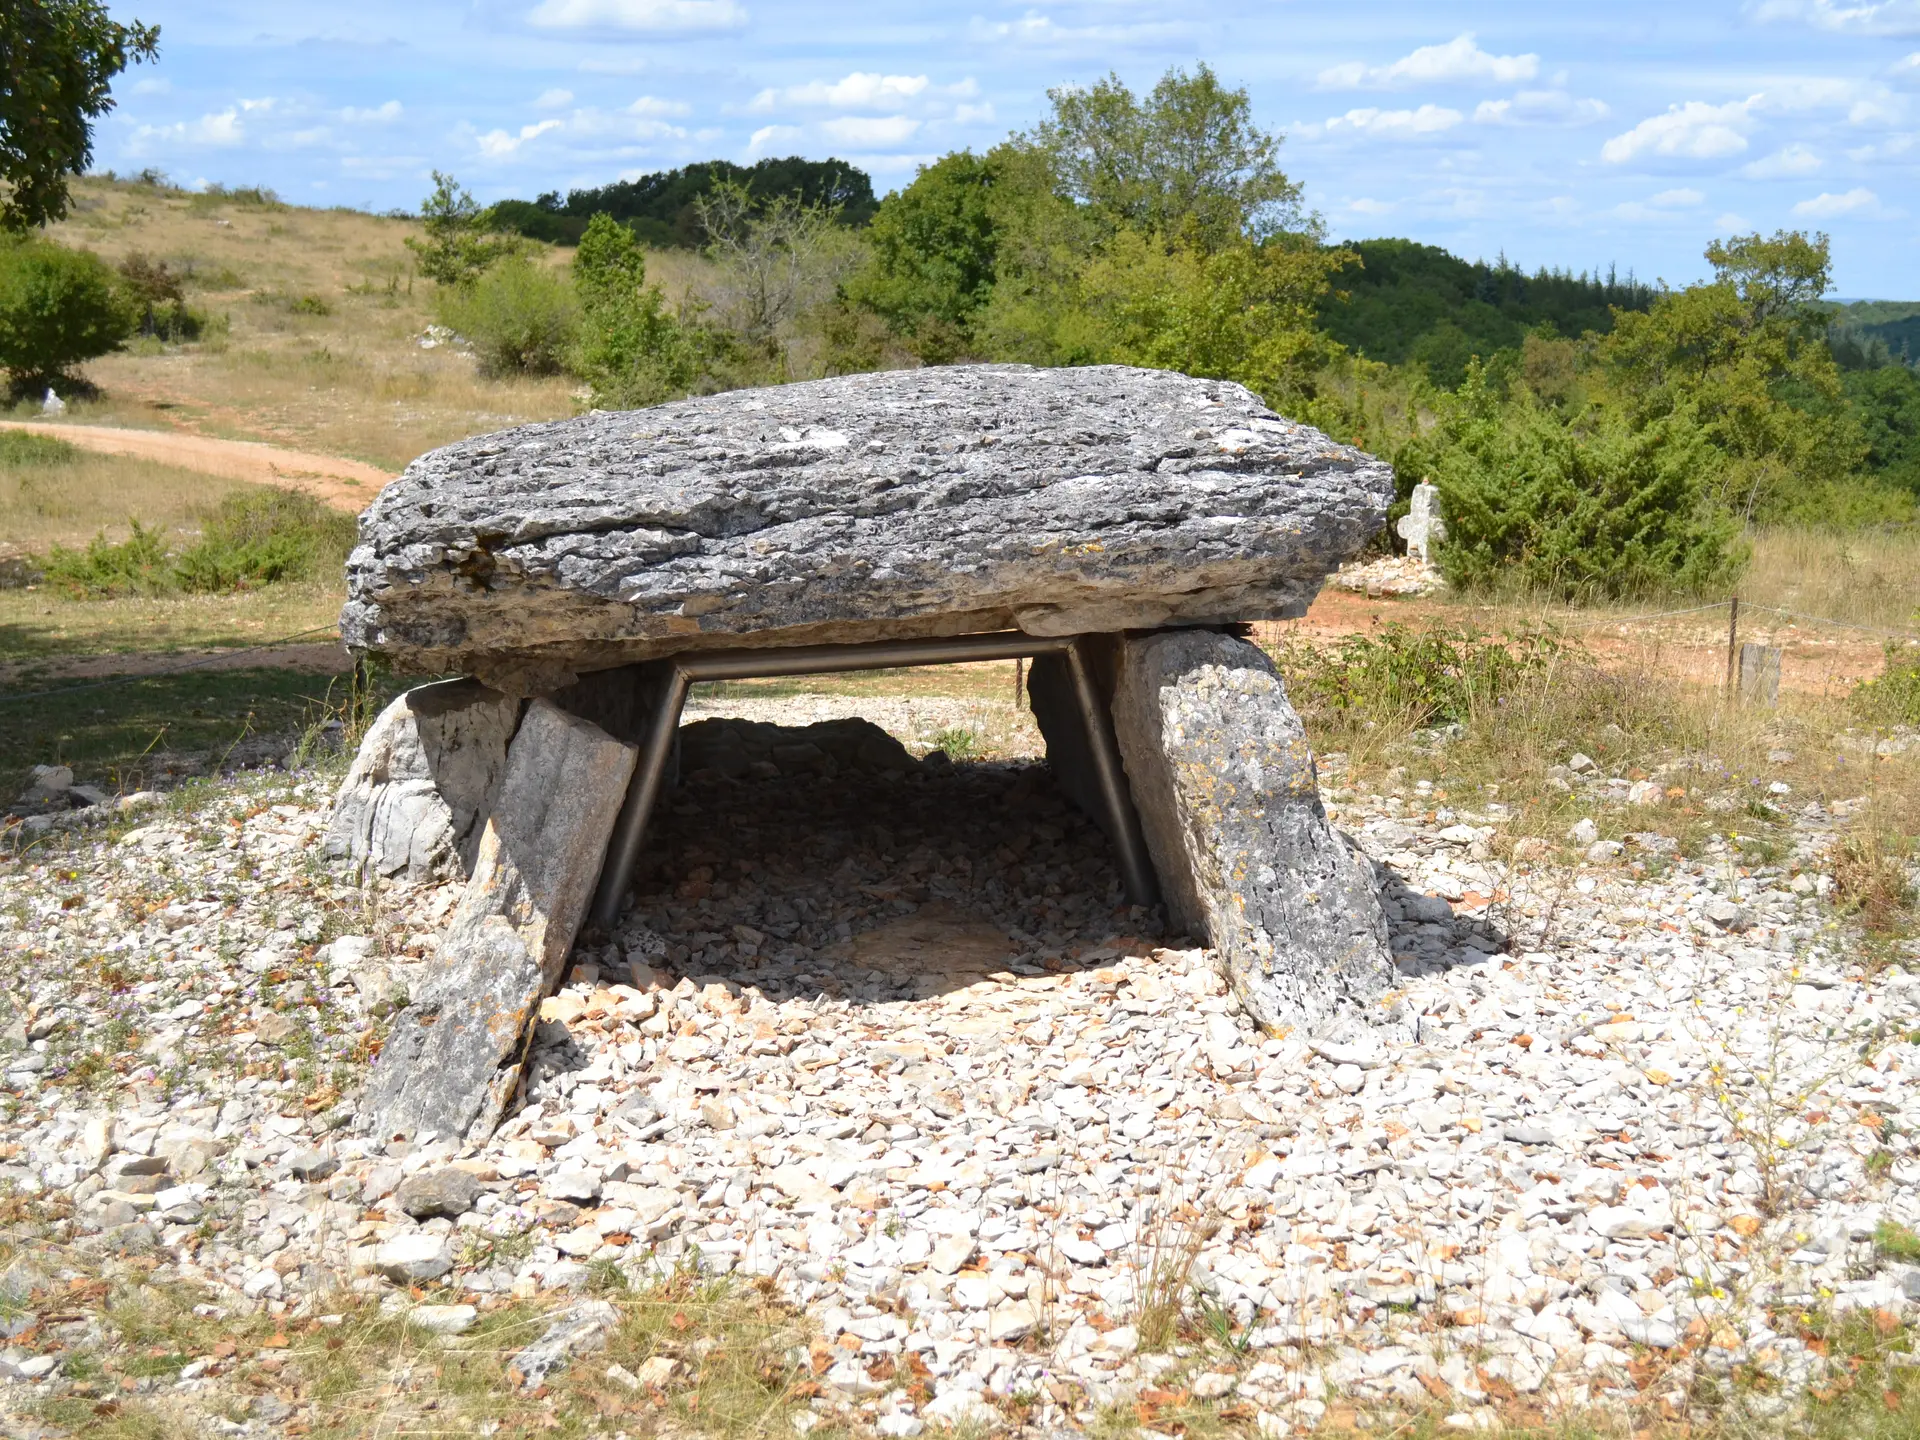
1110, 630, 1398, 1036
341, 364, 1392, 693
324, 680, 521, 883
357, 700, 637, 1143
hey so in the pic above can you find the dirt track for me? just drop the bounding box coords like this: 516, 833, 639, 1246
0, 420, 392, 512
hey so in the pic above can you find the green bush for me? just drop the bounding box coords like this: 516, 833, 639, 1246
43, 521, 175, 596
436, 256, 578, 377
41, 487, 356, 597
0, 429, 78, 466
1278, 622, 1559, 730
1854, 643, 1920, 726
0, 238, 133, 389
174, 488, 357, 592
1422, 364, 1744, 599
116, 253, 208, 342
569, 213, 697, 407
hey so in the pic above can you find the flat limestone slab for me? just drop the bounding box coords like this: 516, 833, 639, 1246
1110, 630, 1400, 1037
342, 364, 1391, 692
357, 700, 637, 1143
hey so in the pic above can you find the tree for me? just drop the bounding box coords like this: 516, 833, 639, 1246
0, 0, 158, 229
570, 212, 698, 408
1077, 228, 1350, 404
1031, 63, 1303, 250
406, 172, 523, 286
0, 236, 132, 389
1604, 230, 1866, 522
694, 180, 859, 373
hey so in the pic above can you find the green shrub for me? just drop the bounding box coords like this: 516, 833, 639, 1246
174, 488, 357, 592
1422, 364, 1744, 599
1854, 643, 1920, 726
436, 257, 578, 377
43, 521, 175, 596
1278, 622, 1558, 730
0, 238, 134, 389
116, 253, 208, 342
569, 213, 697, 407
0, 429, 78, 466
41, 488, 356, 598
290, 294, 332, 317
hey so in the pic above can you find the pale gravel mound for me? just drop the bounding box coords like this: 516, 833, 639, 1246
3, 731, 1919, 1434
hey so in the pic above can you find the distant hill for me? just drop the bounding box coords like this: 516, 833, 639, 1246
1827, 299, 1920, 370
488, 157, 878, 249
1317, 238, 1656, 388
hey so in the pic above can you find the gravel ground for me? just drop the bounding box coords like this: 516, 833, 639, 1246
2, 699, 1918, 1436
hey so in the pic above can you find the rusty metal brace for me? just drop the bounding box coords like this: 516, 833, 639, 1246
586, 631, 1157, 932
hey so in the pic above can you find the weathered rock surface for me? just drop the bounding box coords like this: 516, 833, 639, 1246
1110, 630, 1398, 1035
341, 365, 1392, 691
324, 679, 520, 881
356, 699, 637, 1144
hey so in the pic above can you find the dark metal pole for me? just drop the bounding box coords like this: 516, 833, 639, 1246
1064, 638, 1159, 909
588, 665, 691, 932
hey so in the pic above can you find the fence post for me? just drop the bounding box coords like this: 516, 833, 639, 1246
1724, 596, 1740, 696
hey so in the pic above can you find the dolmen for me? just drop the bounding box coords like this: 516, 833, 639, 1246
330, 363, 1403, 1145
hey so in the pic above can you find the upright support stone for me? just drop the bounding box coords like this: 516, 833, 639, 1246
324, 680, 521, 883
357, 700, 638, 1144
1110, 630, 1399, 1036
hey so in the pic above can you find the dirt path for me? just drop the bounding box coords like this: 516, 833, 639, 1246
0, 420, 392, 512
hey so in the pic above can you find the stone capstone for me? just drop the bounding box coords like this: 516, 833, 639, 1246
354, 699, 638, 1144
341, 364, 1392, 692
1109, 629, 1399, 1036
323, 679, 520, 882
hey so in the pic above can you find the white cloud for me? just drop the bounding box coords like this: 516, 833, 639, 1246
1847, 131, 1918, 158
1474, 90, 1609, 126
477, 118, 564, 157
1740, 142, 1822, 176
1716, 211, 1751, 231
820, 114, 921, 145
1601, 98, 1758, 162
1345, 197, 1395, 215
1614, 187, 1706, 221
1752, 0, 1920, 35
1897, 51, 1920, 80
1791, 186, 1881, 214
535, 88, 575, 108
341, 100, 403, 124
628, 95, 690, 116
134, 107, 248, 147
1321, 105, 1465, 138
527, 0, 746, 32
966, 11, 1184, 45
746, 123, 803, 156
131, 77, 170, 95
750, 72, 930, 112
578, 56, 650, 74
953, 102, 995, 124
1318, 34, 1539, 90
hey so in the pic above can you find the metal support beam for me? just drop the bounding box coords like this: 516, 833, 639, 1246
586, 630, 1160, 932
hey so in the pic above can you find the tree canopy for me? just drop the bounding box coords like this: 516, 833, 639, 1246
0, 0, 158, 229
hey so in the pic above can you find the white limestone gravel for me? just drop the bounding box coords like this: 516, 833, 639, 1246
2, 710, 1918, 1436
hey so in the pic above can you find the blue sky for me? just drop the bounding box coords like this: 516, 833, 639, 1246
98, 0, 1920, 296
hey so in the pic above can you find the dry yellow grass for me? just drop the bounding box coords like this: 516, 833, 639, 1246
0, 445, 246, 555
1738, 525, 1920, 631
33, 177, 580, 471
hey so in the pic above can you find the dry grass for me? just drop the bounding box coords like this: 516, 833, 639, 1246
33, 177, 579, 471
0, 443, 249, 557
0, 580, 343, 668
1740, 526, 1920, 631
